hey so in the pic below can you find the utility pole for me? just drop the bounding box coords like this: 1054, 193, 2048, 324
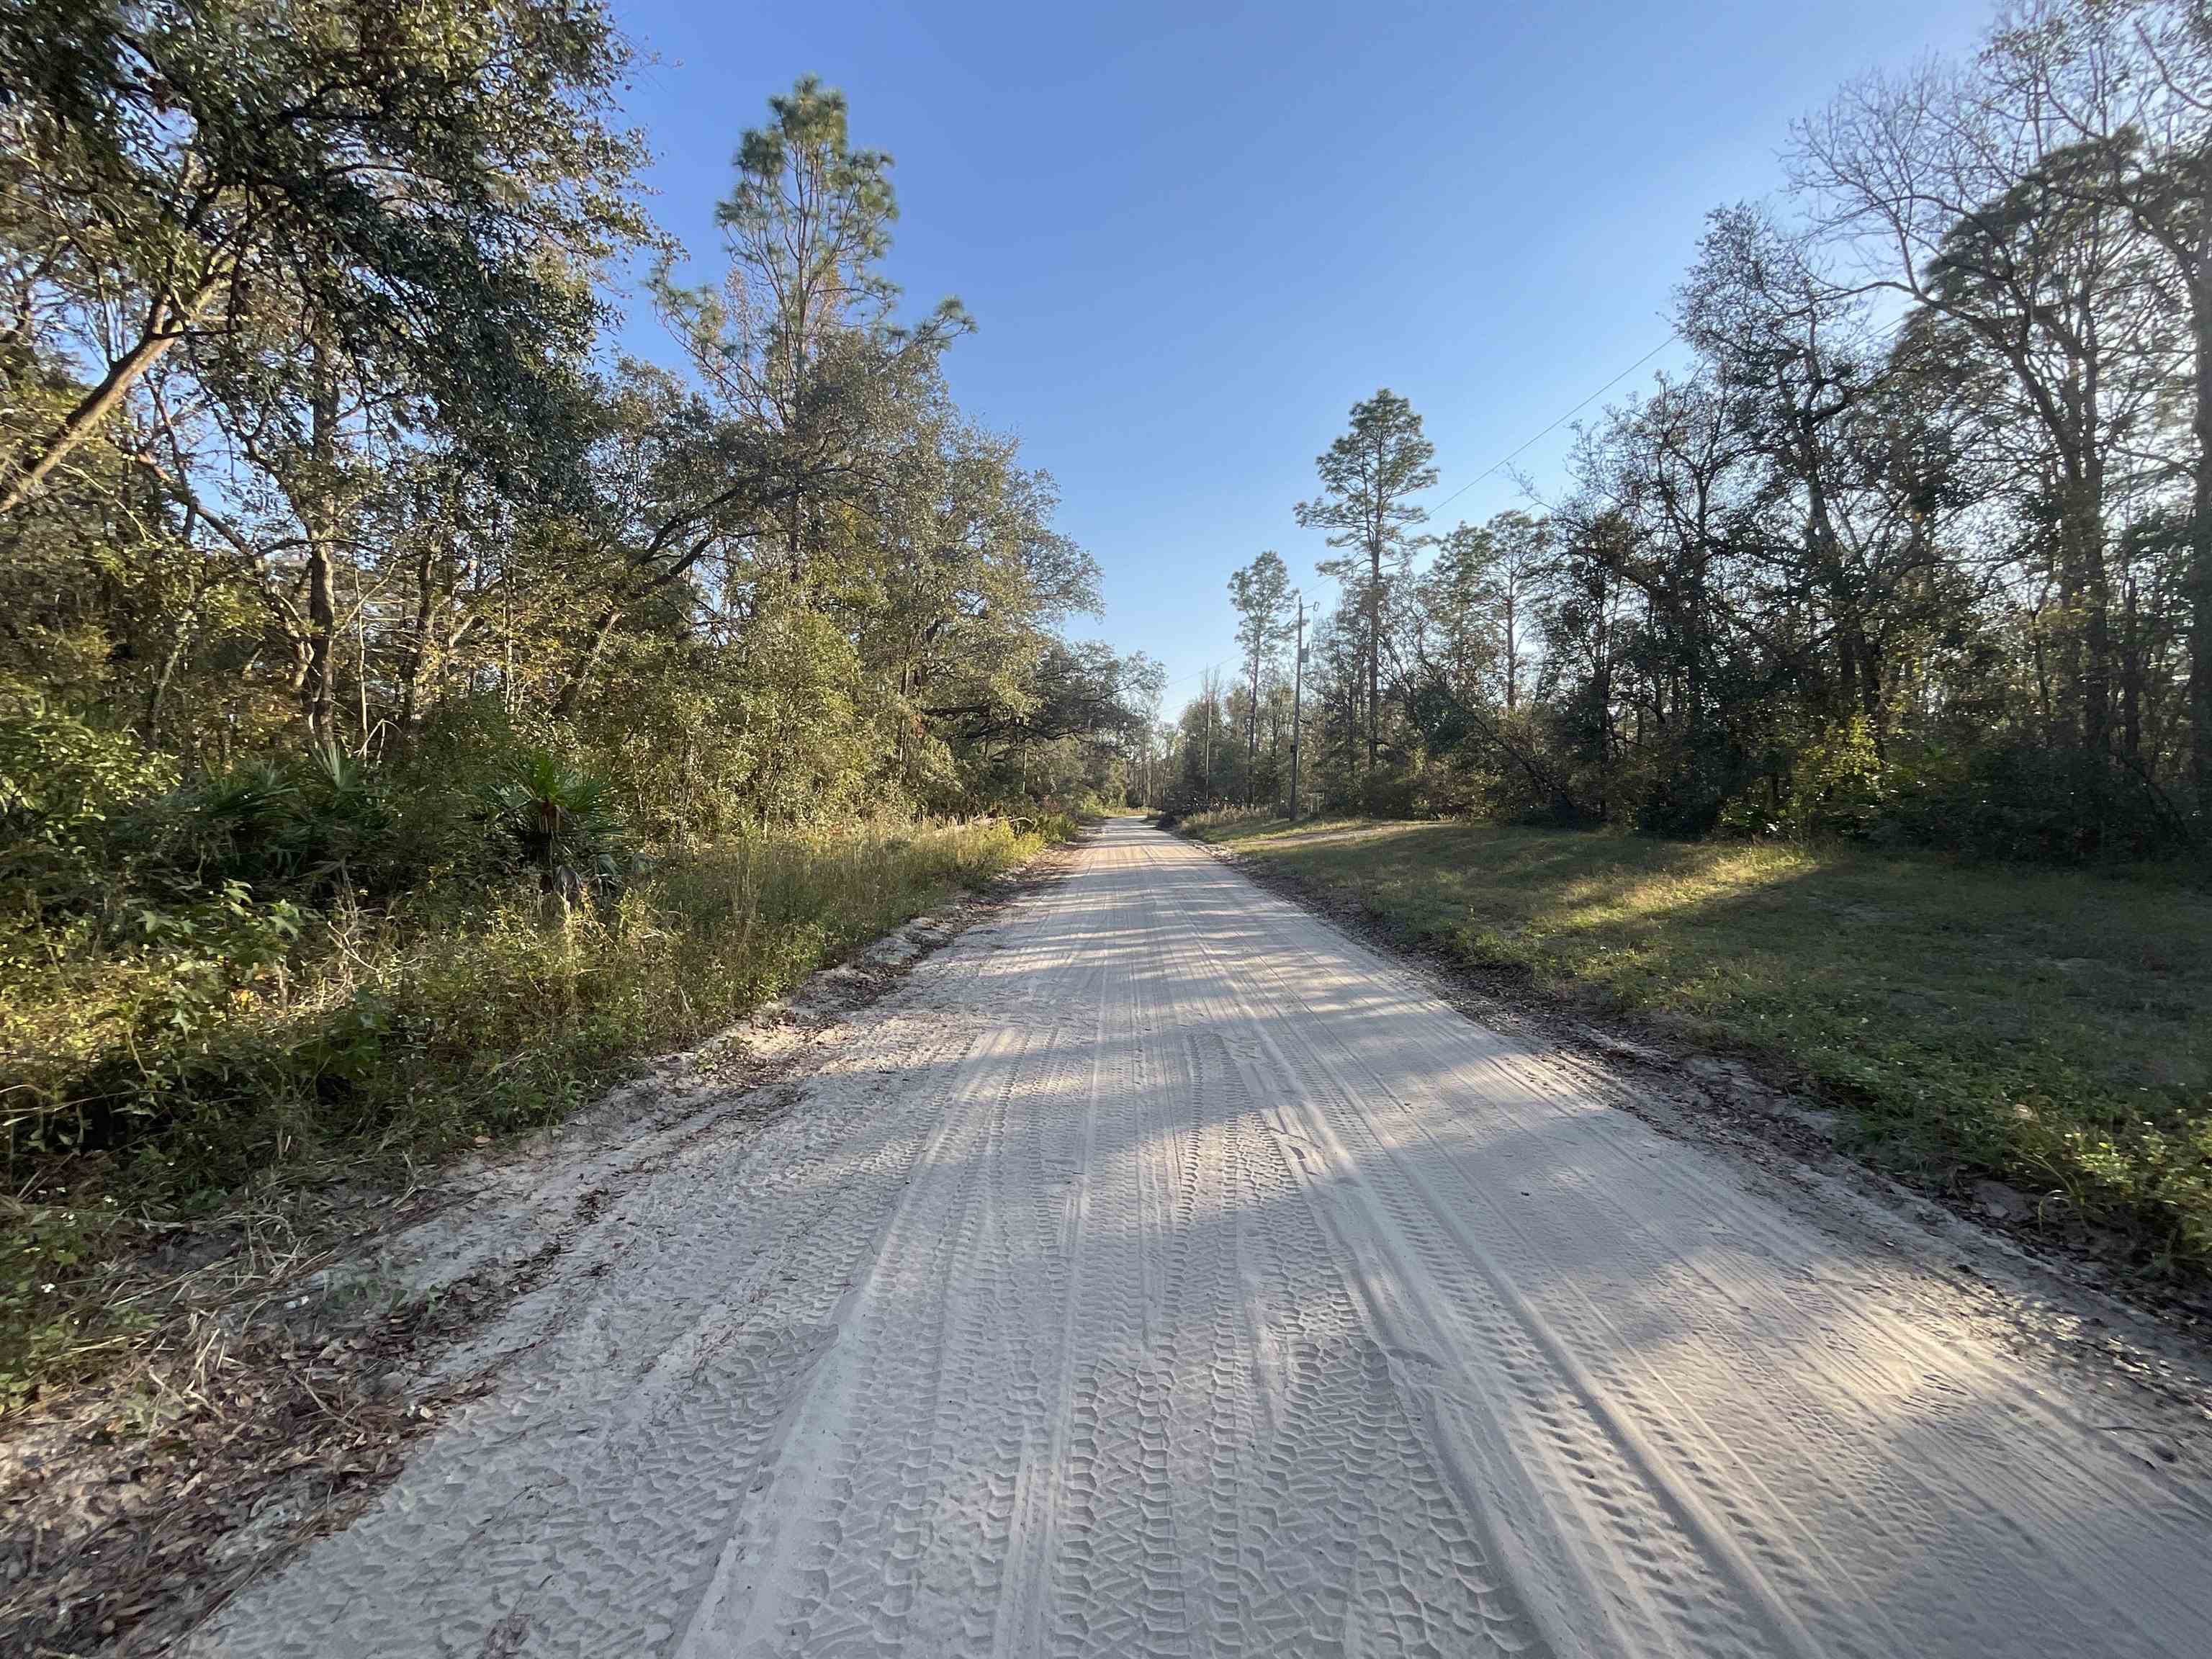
1289, 594, 1305, 822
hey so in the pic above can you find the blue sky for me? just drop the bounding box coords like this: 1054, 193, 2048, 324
608, 0, 1994, 703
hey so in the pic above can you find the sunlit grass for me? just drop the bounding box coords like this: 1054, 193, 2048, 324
1187, 811, 2212, 1274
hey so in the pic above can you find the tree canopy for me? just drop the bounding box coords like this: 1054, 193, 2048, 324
1, 43, 1153, 837
1171, 0, 2212, 859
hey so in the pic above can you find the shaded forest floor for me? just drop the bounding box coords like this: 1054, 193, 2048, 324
1184, 812, 2212, 1286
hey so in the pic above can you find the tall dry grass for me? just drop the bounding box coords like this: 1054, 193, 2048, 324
3, 814, 1070, 1407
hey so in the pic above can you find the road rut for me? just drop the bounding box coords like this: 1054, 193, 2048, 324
196, 820, 2212, 1657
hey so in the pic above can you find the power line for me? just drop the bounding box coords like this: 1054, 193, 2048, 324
1419, 302, 1928, 523
1424, 332, 1680, 519
1160, 656, 1232, 694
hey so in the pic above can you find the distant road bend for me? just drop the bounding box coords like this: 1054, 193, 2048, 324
202, 820, 2212, 1658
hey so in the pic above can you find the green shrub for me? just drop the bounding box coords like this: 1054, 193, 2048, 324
1, 813, 1054, 1404
1884, 740, 2188, 863
153, 745, 403, 898
0, 701, 176, 906
483, 750, 628, 899
1719, 718, 1887, 842
0, 1195, 140, 1412
1633, 726, 1748, 837
1010, 809, 1083, 845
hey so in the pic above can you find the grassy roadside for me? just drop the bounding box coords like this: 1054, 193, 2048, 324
3, 814, 1078, 1410
1184, 811, 2212, 1277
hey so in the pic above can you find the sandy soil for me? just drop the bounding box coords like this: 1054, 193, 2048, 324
191, 821, 2212, 1658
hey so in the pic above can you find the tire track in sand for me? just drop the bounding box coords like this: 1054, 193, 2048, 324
194, 823, 2212, 1658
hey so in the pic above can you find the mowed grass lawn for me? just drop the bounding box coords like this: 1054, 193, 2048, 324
1188, 814, 2212, 1274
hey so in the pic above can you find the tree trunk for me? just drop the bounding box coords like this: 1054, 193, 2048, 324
2192, 286, 2212, 825
145, 623, 193, 748
301, 349, 341, 747
2121, 576, 2142, 767
552, 601, 625, 718
2073, 477, 2113, 769
1837, 619, 1860, 728
1503, 585, 1519, 712
1202, 693, 1213, 804
1366, 539, 1381, 773
355, 566, 372, 755
398, 543, 439, 732
1289, 601, 1303, 820
1246, 658, 1260, 806
1593, 568, 1614, 819
1857, 634, 1886, 757
143, 508, 204, 745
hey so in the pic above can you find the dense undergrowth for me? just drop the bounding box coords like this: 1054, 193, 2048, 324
1186, 811, 2212, 1280
1, 714, 1082, 1409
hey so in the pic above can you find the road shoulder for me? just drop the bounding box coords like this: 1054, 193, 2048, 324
1182, 826, 2212, 1429
0, 848, 1080, 1659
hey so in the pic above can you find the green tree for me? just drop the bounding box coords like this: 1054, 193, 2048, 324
1984, 0, 2212, 819
0, 0, 647, 519
1425, 511, 1552, 714
655, 76, 970, 583
1296, 390, 1437, 771
0, 0, 649, 748
1226, 549, 1291, 804
1794, 68, 2177, 813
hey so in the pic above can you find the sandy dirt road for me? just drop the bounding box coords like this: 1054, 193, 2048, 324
197, 820, 2212, 1658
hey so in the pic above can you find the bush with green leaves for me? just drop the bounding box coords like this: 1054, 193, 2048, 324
0, 701, 177, 905
1718, 718, 1888, 843
485, 750, 629, 899
1881, 741, 2188, 863
2, 813, 1071, 1402
156, 745, 402, 898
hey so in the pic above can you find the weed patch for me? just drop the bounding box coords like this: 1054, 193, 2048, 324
1, 817, 1066, 1408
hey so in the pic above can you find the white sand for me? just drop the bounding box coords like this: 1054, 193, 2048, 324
195, 821, 2212, 1657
